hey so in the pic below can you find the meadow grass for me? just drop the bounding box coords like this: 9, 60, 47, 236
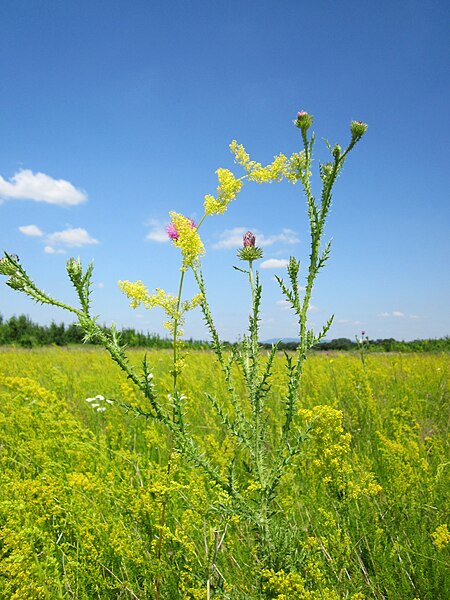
0, 347, 448, 599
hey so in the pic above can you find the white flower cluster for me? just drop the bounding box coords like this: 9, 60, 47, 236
85, 394, 114, 412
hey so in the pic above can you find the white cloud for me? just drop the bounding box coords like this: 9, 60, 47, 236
0, 169, 87, 206
46, 227, 99, 248
379, 311, 405, 318
276, 299, 290, 310
307, 304, 319, 313
276, 299, 318, 312
260, 258, 289, 269
19, 224, 44, 237
337, 319, 364, 325
44, 245, 66, 254
146, 219, 169, 243
213, 227, 299, 249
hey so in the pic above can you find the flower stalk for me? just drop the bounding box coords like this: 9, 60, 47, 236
0, 111, 367, 589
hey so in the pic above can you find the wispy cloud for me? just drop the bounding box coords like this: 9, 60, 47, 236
260, 258, 289, 269
378, 311, 405, 318
44, 246, 66, 254
146, 219, 169, 243
0, 169, 87, 206
337, 319, 364, 325
276, 299, 318, 312
18, 224, 44, 237
46, 227, 99, 249
213, 227, 299, 250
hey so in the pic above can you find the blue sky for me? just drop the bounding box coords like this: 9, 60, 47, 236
1, 0, 449, 342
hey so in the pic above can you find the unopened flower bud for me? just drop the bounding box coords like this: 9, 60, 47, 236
7, 275, 25, 291
332, 144, 342, 159
350, 120, 368, 139
237, 231, 263, 261
294, 110, 314, 131
0, 253, 20, 276
321, 163, 334, 178
243, 231, 256, 247
66, 257, 83, 280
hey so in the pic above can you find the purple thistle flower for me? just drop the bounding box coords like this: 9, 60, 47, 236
243, 231, 256, 248
166, 223, 179, 240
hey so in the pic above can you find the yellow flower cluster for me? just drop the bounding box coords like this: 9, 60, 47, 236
261, 568, 364, 600
204, 168, 243, 215
297, 404, 382, 500
285, 150, 310, 182
117, 280, 152, 309
118, 279, 202, 334
169, 211, 205, 268
431, 524, 449, 550
230, 139, 289, 183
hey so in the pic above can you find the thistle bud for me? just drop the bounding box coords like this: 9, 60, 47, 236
294, 110, 313, 132
7, 275, 25, 291
350, 120, 368, 139
237, 231, 263, 262
243, 231, 256, 247
332, 144, 342, 159
66, 257, 83, 281
0, 253, 19, 276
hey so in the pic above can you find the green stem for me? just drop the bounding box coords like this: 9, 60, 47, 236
172, 269, 186, 395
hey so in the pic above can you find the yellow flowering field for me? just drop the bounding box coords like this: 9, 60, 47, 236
0, 347, 448, 599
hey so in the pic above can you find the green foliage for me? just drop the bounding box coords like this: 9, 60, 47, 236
0, 312, 210, 349
0, 114, 394, 597
0, 349, 448, 598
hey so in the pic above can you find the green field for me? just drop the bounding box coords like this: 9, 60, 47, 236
0, 347, 448, 599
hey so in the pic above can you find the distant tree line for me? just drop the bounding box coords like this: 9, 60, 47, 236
0, 314, 208, 350
0, 313, 448, 353
263, 337, 450, 353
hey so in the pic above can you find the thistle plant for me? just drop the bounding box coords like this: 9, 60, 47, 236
0, 111, 367, 592
356, 330, 370, 365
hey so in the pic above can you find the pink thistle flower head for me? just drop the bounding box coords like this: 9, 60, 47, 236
166, 223, 179, 241
243, 231, 256, 248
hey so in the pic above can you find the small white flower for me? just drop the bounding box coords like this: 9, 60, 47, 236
95, 394, 105, 401
85, 397, 95, 403
91, 403, 100, 408
97, 406, 106, 412
105, 399, 114, 405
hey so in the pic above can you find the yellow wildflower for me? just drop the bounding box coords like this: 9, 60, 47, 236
432, 524, 450, 550
117, 280, 153, 309
230, 139, 289, 182
168, 212, 205, 268
204, 168, 243, 215
119, 280, 202, 336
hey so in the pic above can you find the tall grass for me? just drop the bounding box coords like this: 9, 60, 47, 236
0, 347, 448, 599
